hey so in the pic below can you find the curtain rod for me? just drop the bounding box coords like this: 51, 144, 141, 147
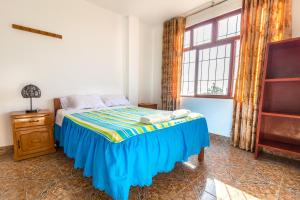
184, 0, 229, 17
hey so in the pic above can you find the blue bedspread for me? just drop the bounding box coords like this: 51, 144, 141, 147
55, 115, 209, 200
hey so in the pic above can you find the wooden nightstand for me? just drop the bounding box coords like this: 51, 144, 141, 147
138, 103, 158, 109
10, 110, 56, 161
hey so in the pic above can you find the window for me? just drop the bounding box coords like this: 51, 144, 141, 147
181, 10, 241, 98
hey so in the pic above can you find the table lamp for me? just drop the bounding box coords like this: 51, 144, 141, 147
21, 84, 41, 113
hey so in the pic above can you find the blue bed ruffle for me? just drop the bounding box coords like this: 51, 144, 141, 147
55, 117, 209, 200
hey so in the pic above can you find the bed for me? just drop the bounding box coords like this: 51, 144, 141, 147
53, 98, 210, 200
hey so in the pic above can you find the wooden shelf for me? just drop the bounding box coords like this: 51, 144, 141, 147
265, 77, 300, 82
258, 139, 300, 155
261, 112, 300, 119
256, 37, 300, 159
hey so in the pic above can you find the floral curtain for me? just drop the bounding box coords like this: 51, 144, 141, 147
231, 0, 292, 152
161, 17, 186, 110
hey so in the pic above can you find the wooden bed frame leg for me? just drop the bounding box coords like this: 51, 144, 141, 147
198, 148, 204, 162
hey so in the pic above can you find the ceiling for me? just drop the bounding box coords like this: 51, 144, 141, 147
87, 0, 212, 25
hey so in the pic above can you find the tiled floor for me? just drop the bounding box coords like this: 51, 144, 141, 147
0, 135, 299, 200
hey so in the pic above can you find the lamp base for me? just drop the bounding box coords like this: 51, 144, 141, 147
26, 109, 39, 113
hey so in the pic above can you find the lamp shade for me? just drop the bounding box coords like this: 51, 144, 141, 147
21, 84, 41, 98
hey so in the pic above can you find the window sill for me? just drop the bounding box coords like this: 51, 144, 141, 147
181, 95, 233, 100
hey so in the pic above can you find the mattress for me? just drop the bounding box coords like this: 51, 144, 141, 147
56, 106, 203, 143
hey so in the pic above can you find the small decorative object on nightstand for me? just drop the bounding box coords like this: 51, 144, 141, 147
21, 84, 41, 113
138, 103, 158, 109
10, 110, 56, 161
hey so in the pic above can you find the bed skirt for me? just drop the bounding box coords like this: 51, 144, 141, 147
54, 117, 209, 200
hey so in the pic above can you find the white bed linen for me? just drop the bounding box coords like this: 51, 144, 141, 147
55, 106, 130, 126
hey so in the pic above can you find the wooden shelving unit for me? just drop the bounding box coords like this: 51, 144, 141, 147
265, 77, 300, 82
261, 112, 300, 119
259, 138, 300, 155
255, 38, 300, 159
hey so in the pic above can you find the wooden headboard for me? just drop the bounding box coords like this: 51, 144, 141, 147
53, 98, 62, 116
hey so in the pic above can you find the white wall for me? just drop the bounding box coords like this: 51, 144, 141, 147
139, 22, 155, 103
181, 97, 234, 136
150, 25, 164, 107
128, 16, 140, 105
0, 0, 127, 147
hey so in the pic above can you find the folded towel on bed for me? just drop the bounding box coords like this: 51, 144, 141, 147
140, 113, 171, 124
140, 109, 193, 124
171, 109, 191, 119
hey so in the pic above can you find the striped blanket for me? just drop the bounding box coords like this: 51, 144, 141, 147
65, 106, 203, 143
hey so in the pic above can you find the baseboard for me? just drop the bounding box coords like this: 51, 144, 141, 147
0, 145, 13, 156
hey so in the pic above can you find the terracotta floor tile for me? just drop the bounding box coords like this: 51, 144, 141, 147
142, 178, 189, 200
24, 178, 56, 199
278, 188, 300, 200
173, 185, 197, 200
0, 134, 299, 200
0, 178, 25, 200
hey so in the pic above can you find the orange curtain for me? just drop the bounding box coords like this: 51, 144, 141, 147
161, 17, 186, 110
231, 0, 292, 151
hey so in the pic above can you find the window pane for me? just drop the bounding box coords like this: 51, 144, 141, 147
210, 47, 217, 59
199, 50, 203, 61
201, 61, 209, 80
184, 31, 191, 48
184, 64, 189, 80
197, 44, 231, 96
218, 19, 227, 39
224, 58, 230, 78
207, 81, 215, 94
182, 82, 188, 95
216, 60, 224, 80
227, 15, 237, 35
181, 50, 196, 96
217, 59, 225, 78
198, 81, 208, 94
217, 14, 241, 40
188, 82, 194, 95
226, 44, 231, 57
232, 39, 241, 96
189, 63, 195, 82
193, 24, 212, 46
203, 48, 210, 60
217, 45, 226, 58
223, 79, 229, 94
215, 80, 224, 92
183, 52, 189, 63
209, 60, 216, 80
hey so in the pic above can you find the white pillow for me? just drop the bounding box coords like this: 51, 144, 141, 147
61, 95, 106, 110
101, 95, 130, 107
60, 96, 70, 109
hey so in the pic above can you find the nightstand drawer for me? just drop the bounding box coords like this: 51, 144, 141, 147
13, 116, 52, 128
16, 127, 53, 156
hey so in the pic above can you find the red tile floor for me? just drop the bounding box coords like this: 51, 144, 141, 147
0, 134, 299, 200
